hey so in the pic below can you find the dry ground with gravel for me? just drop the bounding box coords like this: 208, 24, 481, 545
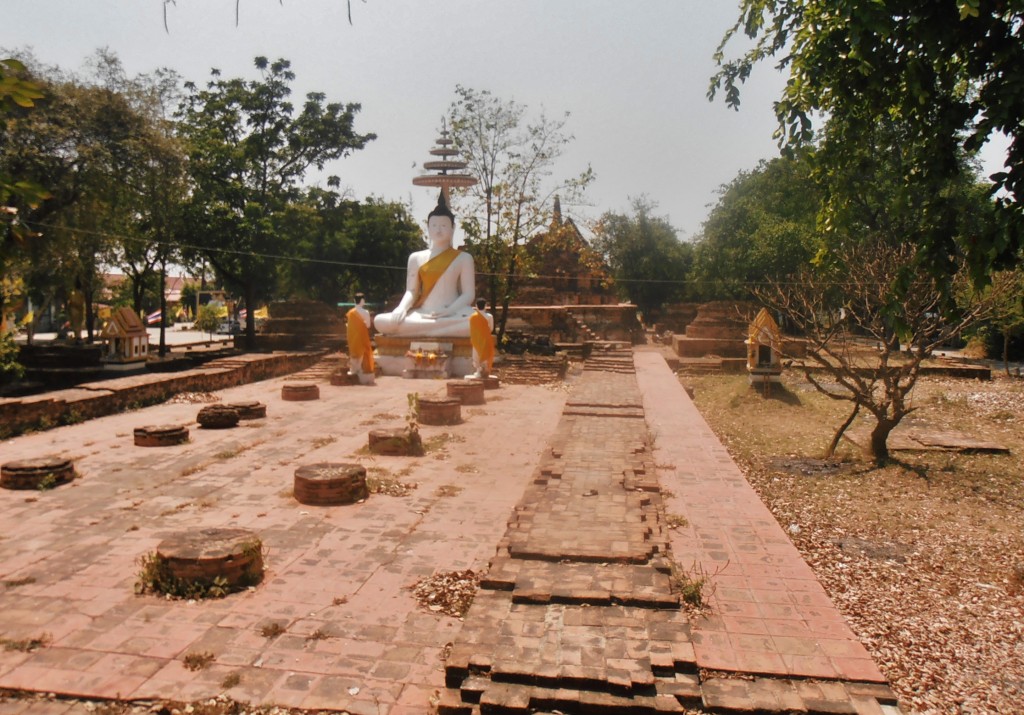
685, 369, 1024, 714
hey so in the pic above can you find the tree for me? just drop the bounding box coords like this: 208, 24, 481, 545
448, 86, 594, 343
593, 197, 694, 319
277, 190, 422, 306
2, 52, 166, 343
983, 266, 1024, 375
710, 1, 1024, 284
1, 57, 47, 376
694, 152, 819, 300
759, 239, 998, 464
757, 118, 1002, 464
177, 57, 375, 348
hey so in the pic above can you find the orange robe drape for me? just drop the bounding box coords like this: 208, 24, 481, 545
469, 310, 495, 374
346, 307, 374, 373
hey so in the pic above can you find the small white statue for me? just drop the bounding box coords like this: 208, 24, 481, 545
373, 192, 475, 338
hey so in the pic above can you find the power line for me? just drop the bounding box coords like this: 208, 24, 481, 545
23, 219, 938, 290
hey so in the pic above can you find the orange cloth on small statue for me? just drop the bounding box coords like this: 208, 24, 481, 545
469, 310, 495, 374
346, 307, 374, 373
412, 248, 460, 308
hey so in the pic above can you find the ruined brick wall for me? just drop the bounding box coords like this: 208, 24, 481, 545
0, 352, 323, 438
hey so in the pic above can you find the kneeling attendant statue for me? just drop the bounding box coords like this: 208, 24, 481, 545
373, 192, 475, 339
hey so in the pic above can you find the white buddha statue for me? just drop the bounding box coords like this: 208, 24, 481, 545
373, 193, 475, 338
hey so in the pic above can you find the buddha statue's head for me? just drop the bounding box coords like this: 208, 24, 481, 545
427, 190, 456, 247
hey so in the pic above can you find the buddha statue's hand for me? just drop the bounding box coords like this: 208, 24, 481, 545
392, 306, 408, 324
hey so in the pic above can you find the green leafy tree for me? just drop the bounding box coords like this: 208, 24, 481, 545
710, 1, 1024, 284
448, 86, 594, 343
278, 190, 421, 305
593, 197, 694, 320
194, 302, 221, 338
2, 53, 159, 342
1, 57, 47, 374
177, 57, 375, 348
694, 152, 820, 299
981, 266, 1024, 374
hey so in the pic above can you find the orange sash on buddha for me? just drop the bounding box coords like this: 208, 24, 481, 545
346, 307, 374, 373
413, 248, 460, 308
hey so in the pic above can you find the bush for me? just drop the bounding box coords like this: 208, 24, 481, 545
0, 332, 24, 386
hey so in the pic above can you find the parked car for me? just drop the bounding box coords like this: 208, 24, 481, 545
216, 320, 241, 335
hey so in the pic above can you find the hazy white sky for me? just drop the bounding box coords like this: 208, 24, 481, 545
7, 1, 1002, 242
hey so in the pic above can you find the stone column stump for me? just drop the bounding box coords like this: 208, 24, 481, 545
446, 379, 486, 405
418, 396, 462, 425
197, 404, 241, 429
134, 424, 190, 447
294, 463, 368, 505
1, 457, 76, 490
368, 428, 424, 456
227, 401, 267, 420
154, 528, 264, 594
477, 376, 501, 390
282, 382, 320, 401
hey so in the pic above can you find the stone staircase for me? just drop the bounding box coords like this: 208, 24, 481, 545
497, 354, 569, 385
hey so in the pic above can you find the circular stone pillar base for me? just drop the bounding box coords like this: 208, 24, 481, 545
1, 457, 76, 490
282, 383, 320, 401
197, 405, 240, 429
447, 379, 486, 405
418, 397, 462, 425
368, 428, 424, 456
227, 401, 267, 419
294, 463, 368, 505
134, 424, 190, 447
154, 527, 264, 594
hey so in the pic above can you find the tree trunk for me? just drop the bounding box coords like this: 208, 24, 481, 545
1004, 329, 1011, 378
868, 418, 897, 465
825, 402, 860, 459
158, 261, 168, 358
243, 283, 256, 351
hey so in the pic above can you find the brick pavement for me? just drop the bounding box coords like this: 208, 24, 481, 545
0, 357, 565, 714
0, 349, 902, 714
437, 347, 902, 714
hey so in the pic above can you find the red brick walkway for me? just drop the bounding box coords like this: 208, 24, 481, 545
437, 348, 900, 714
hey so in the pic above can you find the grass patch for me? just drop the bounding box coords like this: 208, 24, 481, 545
669, 561, 717, 610
311, 435, 336, 448
435, 484, 463, 497
1, 634, 50, 652
306, 627, 332, 642
423, 432, 465, 453
665, 513, 689, 530
259, 622, 286, 638
221, 672, 242, 689
182, 651, 215, 671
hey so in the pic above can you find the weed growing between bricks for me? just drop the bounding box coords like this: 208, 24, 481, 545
670, 560, 723, 611
0, 634, 50, 653
182, 651, 215, 671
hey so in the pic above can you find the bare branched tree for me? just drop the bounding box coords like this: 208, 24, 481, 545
758, 239, 1000, 464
